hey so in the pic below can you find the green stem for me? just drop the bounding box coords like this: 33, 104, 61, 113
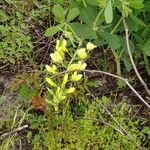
111, 49, 121, 76
93, 8, 104, 30
65, 23, 82, 44
110, 17, 122, 34
83, 0, 87, 7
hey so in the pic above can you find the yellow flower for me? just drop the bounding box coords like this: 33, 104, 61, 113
45, 65, 57, 74
86, 42, 96, 51
71, 71, 83, 82
50, 51, 63, 63
76, 48, 87, 59
78, 61, 87, 71
67, 63, 79, 71
65, 87, 75, 94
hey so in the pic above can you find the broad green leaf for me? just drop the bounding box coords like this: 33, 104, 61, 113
66, 7, 79, 22
68, 22, 97, 39
100, 32, 121, 49
104, 0, 113, 24
79, 6, 98, 28
53, 4, 65, 22
130, 14, 146, 27
44, 24, 64, 37
143, 39, 150, 56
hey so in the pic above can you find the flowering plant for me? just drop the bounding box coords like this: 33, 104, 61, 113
45, 39, 96, 111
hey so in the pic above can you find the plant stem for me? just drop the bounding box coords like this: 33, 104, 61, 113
93, 8, 104, 30
83, 0, 87, 7
65, 23, 82, 44
110, 17, 122, 34
111, 49, 121, 77
123, 17, 150, 96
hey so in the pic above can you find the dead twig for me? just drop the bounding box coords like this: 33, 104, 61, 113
85, 69, 150, 109
0, 124, 28, 141
123, 17, 150, 97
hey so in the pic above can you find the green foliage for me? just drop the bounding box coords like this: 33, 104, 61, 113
0, 11, 33, 64
29, 97, 146, 149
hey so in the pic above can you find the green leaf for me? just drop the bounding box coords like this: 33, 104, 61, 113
104, 0, 113, 24
66, 7, 79, 22
143, 38, 150, 56
68, 22, 97, 39
100, 32, 121, 49
86, 0, 99, 6
122, 58, 132, 72
128, 0, 144, 9
79, 6, 98, 28
52, 4, 65, 22
44, 24, 64, 37
130, 14, 146, 27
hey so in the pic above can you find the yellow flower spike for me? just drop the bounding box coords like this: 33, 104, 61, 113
50, 51, 63, 63
46, 77, 57, 87
76, 48, 87, 59
65, 87, 75, 94
61, 73, 68, 87
71, 71, 83, 82
45, 65, 57, 74
86, 42, 96, 51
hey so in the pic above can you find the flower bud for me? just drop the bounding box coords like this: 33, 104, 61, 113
50, 51, 63, 63
86, 42, 96, 51
71, 71, 83, 82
